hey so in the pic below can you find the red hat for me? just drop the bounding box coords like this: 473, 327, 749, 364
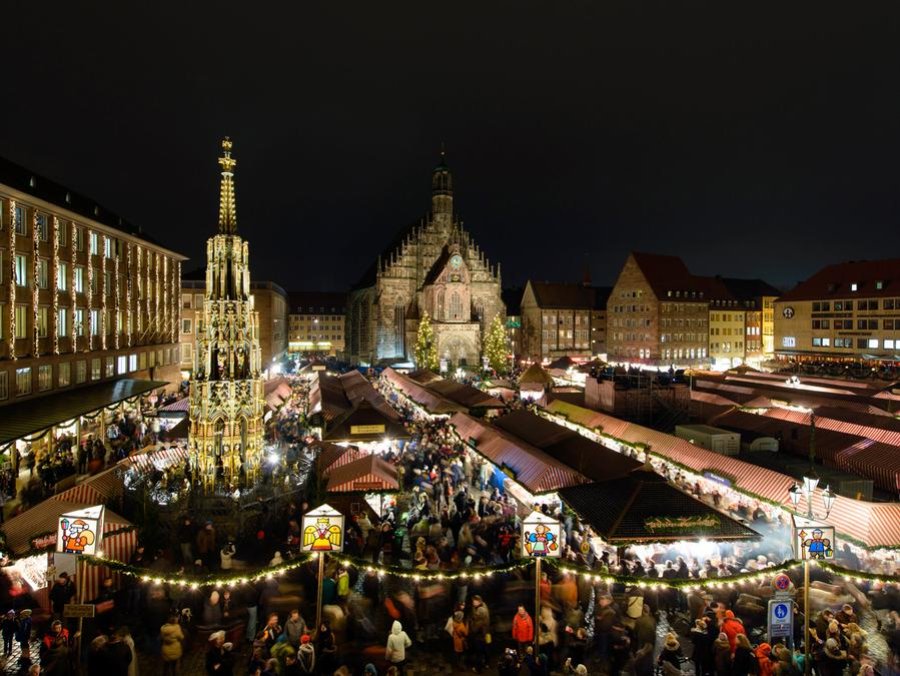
301, 634, 311, 644
725, 610, 735, 619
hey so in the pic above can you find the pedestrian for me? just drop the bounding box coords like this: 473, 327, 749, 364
469, 595, 491, 673
196, 520, 217, 571
206, 630, 235, 676
721, 610, 746, 653
658, 632, 684, 673
160, 613, 185, 676
713, 632, 731, 676
315, 621, 337, 674
281, 609, 307, 648
451, 610, 468, 669
256, 613, 281, 656
2, 610, 17, 656
512, 604, 534, 654
385, 620, 412, 675
104, 628, 134, 676
296, 634, 315, 674
732, 634, 755, 676
16, 609, 32, 662
690, 618, 709, 676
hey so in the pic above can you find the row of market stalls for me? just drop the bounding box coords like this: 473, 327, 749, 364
0, 378, 168, 477
541, 398, 900, 556
449, 409, 759, 551
381, 367, 505, 418
308, 371, 409, 450
0, 444, 188, 612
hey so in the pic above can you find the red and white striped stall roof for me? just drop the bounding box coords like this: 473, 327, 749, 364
544, 399, 900, 548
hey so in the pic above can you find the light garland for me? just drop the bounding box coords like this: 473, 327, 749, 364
51, 216, 59, 355
114, 251, 120, 350
162, 255, 169, 343
101, 235, 108, 351
135, 245, 143, 338
85, 229, 93, 352
69, 219, 77, 351
31, 211, 39, 357
7, 200, 15, 359
74, 552, 900, 591
125, 243, 132, 347
154, 251, 160, 339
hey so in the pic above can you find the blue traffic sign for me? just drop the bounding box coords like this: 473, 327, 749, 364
774, 604, 789, 619
768, 600, 793, 640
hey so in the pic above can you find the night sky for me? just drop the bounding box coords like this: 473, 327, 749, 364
3, 2, 900, 293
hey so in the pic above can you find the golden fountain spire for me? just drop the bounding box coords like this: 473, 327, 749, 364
217, 137, 238, 234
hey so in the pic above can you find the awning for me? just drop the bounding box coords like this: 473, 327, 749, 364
157, 397, 190, 417
559, 471, 759, 544
327, 454, 399, 493
0, 379, 169, 446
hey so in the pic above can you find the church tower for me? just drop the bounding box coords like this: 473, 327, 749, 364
431, 148, 453, 225
188, 138, 265, 490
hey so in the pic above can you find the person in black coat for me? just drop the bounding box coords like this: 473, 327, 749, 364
732, 634, 755, 676
691, 618, 711, 676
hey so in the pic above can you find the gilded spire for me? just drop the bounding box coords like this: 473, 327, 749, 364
217, 137, 238, 234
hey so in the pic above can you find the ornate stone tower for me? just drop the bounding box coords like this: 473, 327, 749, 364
188, 138, 265, 489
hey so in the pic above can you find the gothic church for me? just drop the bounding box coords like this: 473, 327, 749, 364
348, 154, 504, 367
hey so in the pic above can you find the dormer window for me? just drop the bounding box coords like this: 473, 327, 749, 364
850, 283, 858, 292
875, 280, 884, 290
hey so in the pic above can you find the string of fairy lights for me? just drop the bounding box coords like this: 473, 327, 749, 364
80, 551, 899, 591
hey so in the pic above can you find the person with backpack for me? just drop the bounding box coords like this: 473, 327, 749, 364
296, 634, 315, 674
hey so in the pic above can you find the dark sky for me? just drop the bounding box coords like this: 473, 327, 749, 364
3, 2, 900, 293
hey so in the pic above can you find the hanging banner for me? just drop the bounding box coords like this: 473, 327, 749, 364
792, 515, 835, 560
301, 503, 345, 553
521, 511, 561, 558
57, 505, 105, 556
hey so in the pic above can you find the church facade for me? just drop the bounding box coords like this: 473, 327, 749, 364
348, 155, 504, 367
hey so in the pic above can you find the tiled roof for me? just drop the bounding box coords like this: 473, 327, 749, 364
720, 277, 782, 301
630, 252, 697, 298
327, 454, 399, 493
559, 471, 759, 543
527, 281, 612, 310
778, 258, 900, 301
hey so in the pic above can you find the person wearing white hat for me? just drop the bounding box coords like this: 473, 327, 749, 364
206, 630, 234, 674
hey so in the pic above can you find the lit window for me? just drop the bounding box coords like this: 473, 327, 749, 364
58, 362, 70, 387
15, 367, 31, 396
14, 305, 28, 339
129, 354, 137, 371
38, 365, 52, 392
104, 237, 112, 258
90, 232, 99, 255
885, 339, 896, 350
74, 267, 84, 293
37, 307, 49, 338
868, 338, 879, 349
38, 259, 48, 289
105, 356, 114, 376
14, 254, 28, 287
850, 283, 858, 291
91, 358, 101, 381
57, 262, 69, 291
182, 318, 192, 334
36, 214, 48, 241
75, 360, 87, 384
821, 338, 831, 347
13, 206, 25, 235
117, 356, 127, 374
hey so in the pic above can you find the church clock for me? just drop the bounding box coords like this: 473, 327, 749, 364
450, 254, 463, 269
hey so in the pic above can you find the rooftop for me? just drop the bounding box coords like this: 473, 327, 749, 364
778, 258, 900, 302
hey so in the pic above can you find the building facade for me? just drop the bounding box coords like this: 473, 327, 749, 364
0, 155, 186, 406
608, 252, 778, 368
188, 139, 265, 488
288, 292, 346, 357
774, 258, 900, 363
347, 154, 504, 367
520, 281, 611, 361
181, 274, 287, 373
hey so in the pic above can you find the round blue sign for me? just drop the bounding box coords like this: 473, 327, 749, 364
774, 603, 789, 619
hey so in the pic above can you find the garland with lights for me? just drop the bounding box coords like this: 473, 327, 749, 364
77, 551, 900, 591
7, 200, 16, 359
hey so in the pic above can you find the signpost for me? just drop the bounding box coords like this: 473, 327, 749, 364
302, 504, 345, 631
57, 505, 105, 659
63, 604, 95, 619
522, 511, 560, 650
793, 515, 835, 674
768, 599, 793, 643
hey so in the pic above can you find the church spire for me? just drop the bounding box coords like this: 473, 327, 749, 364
431, 144, 453, 219
217, 137, 238, 234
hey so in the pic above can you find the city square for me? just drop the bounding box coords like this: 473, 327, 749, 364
0, 3, 899, 676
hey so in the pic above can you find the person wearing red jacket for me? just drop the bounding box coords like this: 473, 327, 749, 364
512, 605, 534, 654
721, 610, 746, 654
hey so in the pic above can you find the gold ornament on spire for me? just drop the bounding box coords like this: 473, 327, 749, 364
217, 137, 238, 234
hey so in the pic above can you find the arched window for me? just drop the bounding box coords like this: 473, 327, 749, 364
449, 292, 462, 321
214, 419, 225, 457
436, 289, 445, 320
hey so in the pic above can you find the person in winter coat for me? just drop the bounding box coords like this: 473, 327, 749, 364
16, 609, 32, 662
756, 642, 775, 676
713, 632, 732, 676
451, 611, 468, 668
160, 613, 185, 676
205, 630, 234, 676
512, 605, 535, 653
296, 634, 315, 675
658, 633, 684, 673
820, 638, 849, 676
202, 591, 223, 627
469, 595, 491, 673
385, 620, 412, 674
1, 610, 17, 656
732, 634, 755, 676
281, 609, 307, 648
721, 610, 746, 654
690, 618, 710, 676
315, 621, 337, 674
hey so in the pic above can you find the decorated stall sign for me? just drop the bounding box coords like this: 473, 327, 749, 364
522, 511, 561, 558
57, 505, 105, 556
644, 515, 721, 533
792, 515, 835, 560
301, 503, 345, 553
350, 424, 386, 435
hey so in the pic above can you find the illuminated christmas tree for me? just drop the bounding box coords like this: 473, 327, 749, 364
483, 314, 509, 374
414, 311, 439, 371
